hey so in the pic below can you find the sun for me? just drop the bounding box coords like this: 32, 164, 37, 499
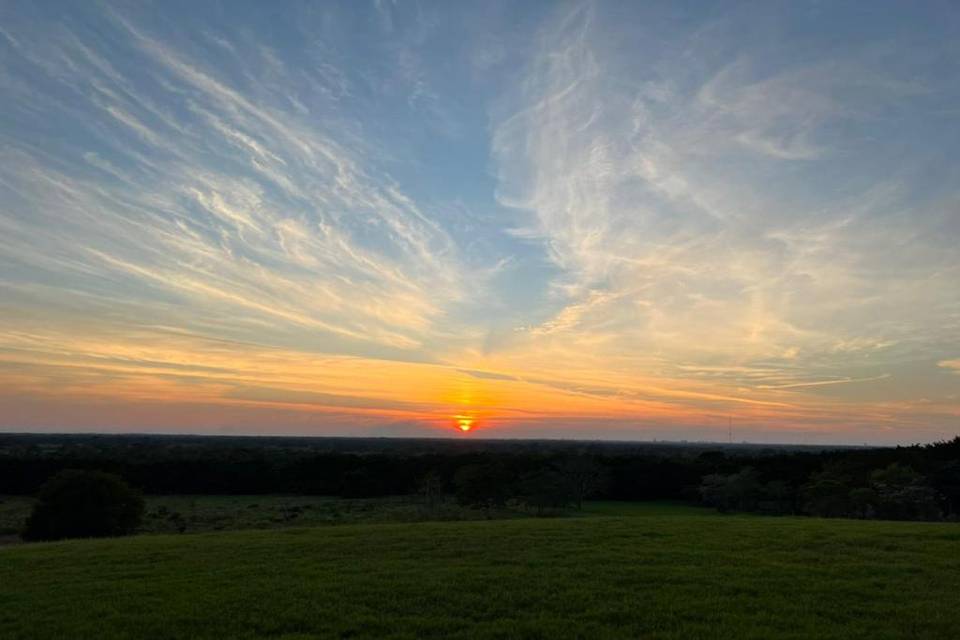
455, 415, 474, 432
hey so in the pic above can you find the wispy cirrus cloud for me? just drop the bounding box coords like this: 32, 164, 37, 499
0, 1, 958, 443
0, 3, 474, 360
487, 2, 960, 420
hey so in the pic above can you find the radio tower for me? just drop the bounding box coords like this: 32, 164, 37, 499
728, 416, 733, 445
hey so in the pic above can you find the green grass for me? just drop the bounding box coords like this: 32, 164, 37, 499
139, 495, 527, 533
0, 495, 704, 539
577, 500, 718, 517
3, 506, 959, 639
0, 494, 524, 540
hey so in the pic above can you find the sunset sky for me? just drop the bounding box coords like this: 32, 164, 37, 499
1, 1, 958, 444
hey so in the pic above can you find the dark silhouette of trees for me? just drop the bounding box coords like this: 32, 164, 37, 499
801, 463, 856, 518
699, 473, 734, 512
931, 460, 960, 518
700, 469, 801, 515
699, 467, 763, 512
558, 457, 609, 510
22, 469, 144, 541
2, 434, 958, 525
868, 463, 941, 521
339, 467, 387, 498
519, 469, 574, 515
796, 462, 943, 520
848, 487, 878, 519
453, 464, 512, 515
417, 471, 445, 511
758, 480, 794, 515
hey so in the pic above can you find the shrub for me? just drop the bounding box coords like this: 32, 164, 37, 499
22, 469, 144, 541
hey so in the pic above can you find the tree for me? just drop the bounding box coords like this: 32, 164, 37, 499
339, 467, 389, 498
558, 457, 609, 510
700, 473, 734, 512
759, 480, 794, 515
869, 463, 940, 521
22, 470, 144, 541
848, 487, 878, 519
519, 469, 574, 516
699, 467, 762, 512
417, 471, 445, 511
453, 463, 512, 515
931, 460, 960, 519
801, 464, 856, 518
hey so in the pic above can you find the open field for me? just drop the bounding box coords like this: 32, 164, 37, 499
3, 504, 959, 639
0, 494, 528, 542
0, 495, 708, 543
0, 495, 707, 541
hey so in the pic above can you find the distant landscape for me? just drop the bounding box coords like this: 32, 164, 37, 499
3, 0, 960, 637
3, 434, 959, 530
3, 434, 960, 638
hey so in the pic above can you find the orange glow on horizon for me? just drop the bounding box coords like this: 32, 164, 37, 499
1, 325, 950, 445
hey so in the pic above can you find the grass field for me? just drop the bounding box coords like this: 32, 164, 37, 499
0, 494, 524, 540
3, 503, 959, 639
0, 496, 705, 540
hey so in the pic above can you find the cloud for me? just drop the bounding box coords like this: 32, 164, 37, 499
757, 374, 892, 390
488, 1, 960, 414
940, 360, 960, 374
456, 369, 519, 381
0, 2, 958, 443
0, 5, 478, 361
224, 386, 429, 412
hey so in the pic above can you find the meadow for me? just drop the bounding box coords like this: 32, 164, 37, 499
2, 503, 959, 639
0, 494, 525, 541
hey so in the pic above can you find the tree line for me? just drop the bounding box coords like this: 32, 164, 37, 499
701, 446, 960, 520
2, 434, 958, 522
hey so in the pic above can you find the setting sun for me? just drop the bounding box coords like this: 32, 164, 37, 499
455, 416, 474, 432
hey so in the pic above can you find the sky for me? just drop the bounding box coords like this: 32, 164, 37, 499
0, 0, 958, 444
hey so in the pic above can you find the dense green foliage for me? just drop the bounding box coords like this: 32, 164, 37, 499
702, 458, 957, 520
2, 505, 959, 639
21, 470, 144, 541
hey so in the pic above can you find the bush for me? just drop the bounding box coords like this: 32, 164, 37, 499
22, 470, 144, 541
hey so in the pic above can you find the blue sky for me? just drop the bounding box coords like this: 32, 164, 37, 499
0, 1, 958, 443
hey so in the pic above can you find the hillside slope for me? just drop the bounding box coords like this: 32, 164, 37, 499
2, 509, 959, 639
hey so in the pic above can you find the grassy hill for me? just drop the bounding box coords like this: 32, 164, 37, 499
2, 504, 959, 639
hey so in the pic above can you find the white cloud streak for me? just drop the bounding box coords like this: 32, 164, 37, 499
0, 6, 472, 358
490, 2, 960, 402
